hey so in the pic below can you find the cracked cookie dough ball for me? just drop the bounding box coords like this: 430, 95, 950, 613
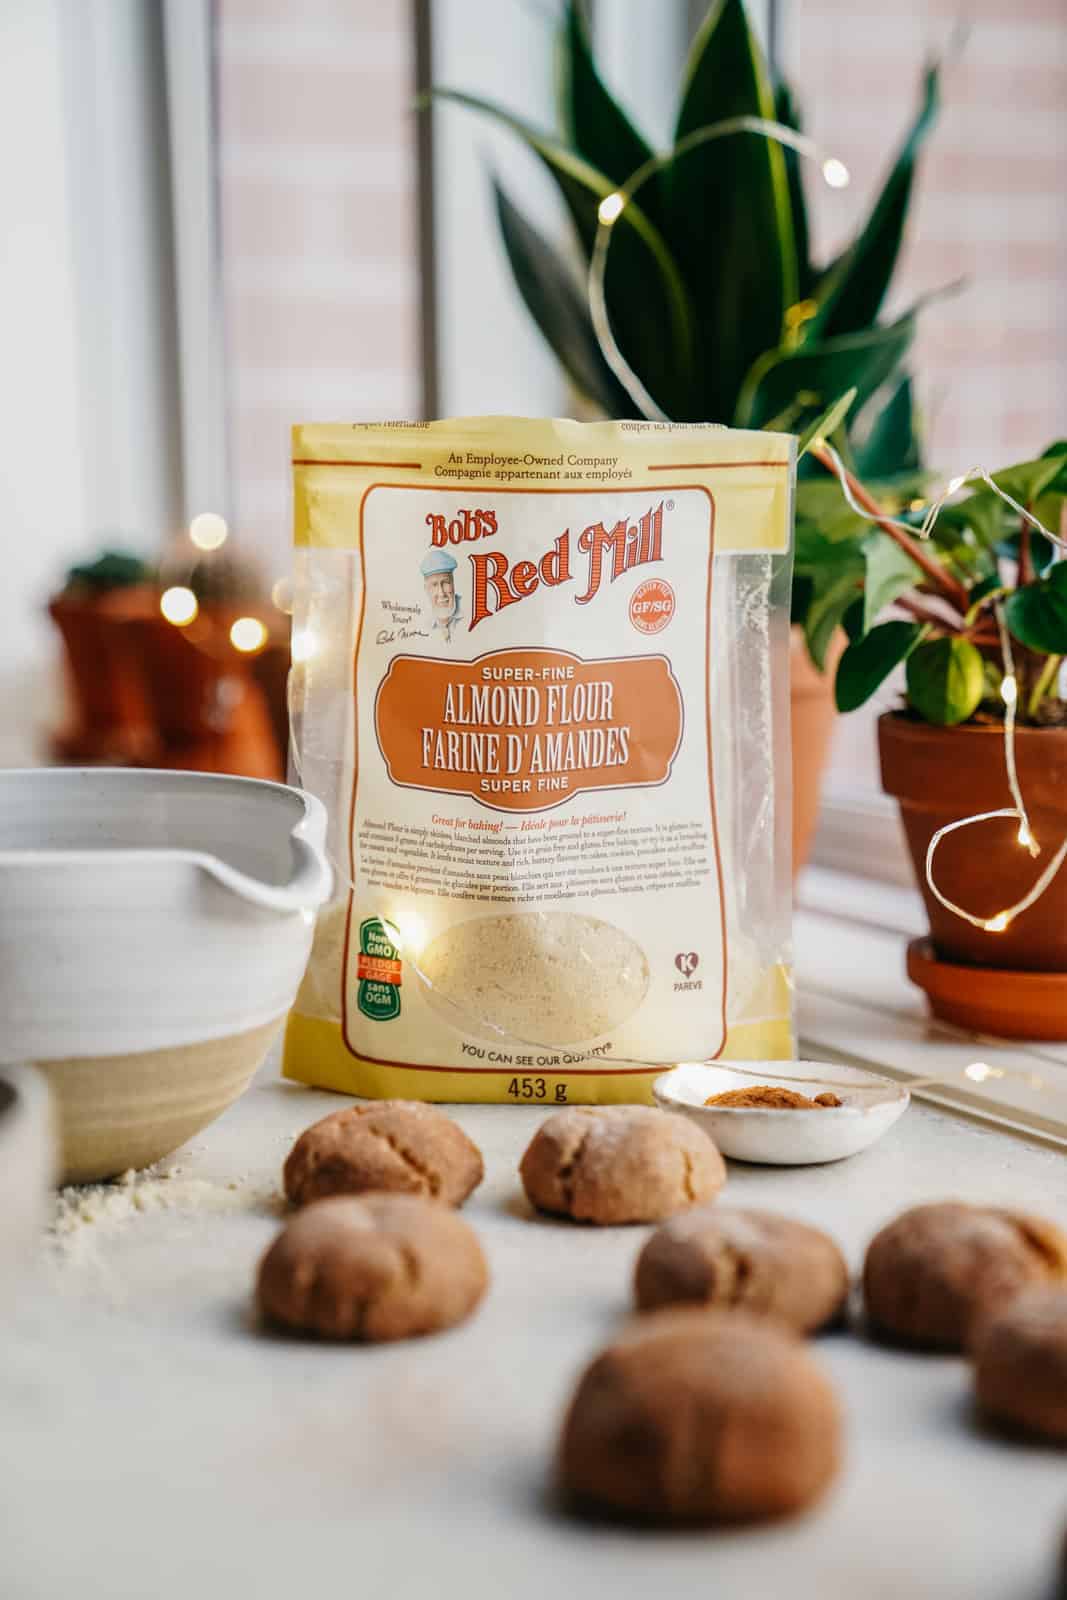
284, 1100, 484, 1209
635, 1207, 849, 1334
519, 1106, 725, 1226
863, 1201, 1067, 1350
257, 1193, 488, 1341
558, 1308, 842, 1524
973, 1288, 1067, 1441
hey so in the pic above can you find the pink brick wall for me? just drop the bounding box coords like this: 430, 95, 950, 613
790, 3, 1067, 469
790, 2, 1067, 799
215, 0, 420, 577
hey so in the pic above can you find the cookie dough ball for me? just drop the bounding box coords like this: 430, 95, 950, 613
863, 1202, 1067, 1350
973, 1288, 1067, 1441
558, 1308, 842, 1524
257, 1193, 488, 1341
635, 1207, 849, 1334
520, 1107, 725, 1225
284, 1100, 484, 1208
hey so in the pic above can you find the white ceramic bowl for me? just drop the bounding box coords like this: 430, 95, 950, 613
0, 769, 332, 1183
0, 1064, 56, 1290
653, 1059, 910, 1165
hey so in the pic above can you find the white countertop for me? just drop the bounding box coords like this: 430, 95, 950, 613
3, 1047, 1066, 1600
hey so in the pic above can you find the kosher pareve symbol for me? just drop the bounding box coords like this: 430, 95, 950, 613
675, 952, 699, 978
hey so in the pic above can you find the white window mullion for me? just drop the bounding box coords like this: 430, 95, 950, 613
162, 0, 231, 526
592, 1, 692, 152
59, 0, 184, 550
429, 0, 569, 419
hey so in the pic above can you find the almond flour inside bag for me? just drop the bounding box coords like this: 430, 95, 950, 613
285, 418, 794, 1104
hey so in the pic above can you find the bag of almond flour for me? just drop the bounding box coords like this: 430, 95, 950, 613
284, 418, 795, 1104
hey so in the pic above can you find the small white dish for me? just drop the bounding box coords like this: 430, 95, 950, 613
653, 1059, 910, 1165
0, 1064, 56, 1291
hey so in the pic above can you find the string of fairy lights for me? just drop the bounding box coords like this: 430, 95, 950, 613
587, 121, 1067, 944
588, 117, 851, 426
158, 511, 278, 658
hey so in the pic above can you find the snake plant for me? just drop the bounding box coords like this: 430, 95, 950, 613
432, 0, 948, 664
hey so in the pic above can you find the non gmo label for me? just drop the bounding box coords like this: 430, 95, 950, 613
356, 918, 402, 1021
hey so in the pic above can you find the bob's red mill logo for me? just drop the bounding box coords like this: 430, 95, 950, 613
425, 501, 668, 630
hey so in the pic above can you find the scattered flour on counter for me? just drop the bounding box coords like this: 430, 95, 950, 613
50, 1163, 285, 1260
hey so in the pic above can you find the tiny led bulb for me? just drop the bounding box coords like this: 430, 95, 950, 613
160, 586, 198, 626
386, 912, 427, 957
947, 474, 967, 495
597, 191, 625, 225
290, 626, 317, 664
1001, 675, 1018, 707
821, 157, 851, 189
1017, 821, 1036, 850
229, 616, 268, 653
966, 1061, 1006, 1081
189, 512, 228, 551
984, 912, 1011, 933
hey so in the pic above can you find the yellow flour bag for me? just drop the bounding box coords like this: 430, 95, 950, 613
284, 418, 794, 1104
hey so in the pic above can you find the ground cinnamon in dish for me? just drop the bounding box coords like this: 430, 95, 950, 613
704, 1086, 843, 1109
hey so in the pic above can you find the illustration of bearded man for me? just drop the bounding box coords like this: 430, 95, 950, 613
420, 547, 464, 643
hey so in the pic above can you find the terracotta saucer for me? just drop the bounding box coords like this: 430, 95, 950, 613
907, 937, 1067, 1040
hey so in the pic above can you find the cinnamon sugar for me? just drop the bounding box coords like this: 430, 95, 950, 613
704, 1086, 843, 1110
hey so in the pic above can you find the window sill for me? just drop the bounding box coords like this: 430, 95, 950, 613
795, 867, 1067, 1147
809, 784, 913, 888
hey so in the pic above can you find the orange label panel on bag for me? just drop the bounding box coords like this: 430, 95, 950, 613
374, 647, 683, 813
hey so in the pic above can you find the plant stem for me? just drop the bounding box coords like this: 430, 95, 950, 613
1018, 514, 1033, 587
894, 595, 962, 634
810, 441, 969, 616
1026, 654, 1061, 720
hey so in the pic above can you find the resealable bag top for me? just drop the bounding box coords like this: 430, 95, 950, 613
284, 417, 795, 1105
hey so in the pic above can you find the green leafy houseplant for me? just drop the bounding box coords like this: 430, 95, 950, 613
48, 549, 159, 765
826, 442, 1067, 1039
63, 549, 155, 594
812, 443, 1067, 725
432, 0, 944, 492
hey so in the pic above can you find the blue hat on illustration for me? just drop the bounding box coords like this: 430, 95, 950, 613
419, 548, 457, 578
420, 546, 464, 643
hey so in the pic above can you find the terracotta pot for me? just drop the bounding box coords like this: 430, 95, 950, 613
881, 712, 1067, 1038
48, 586, 158, 761
905, 938, 1067, 1040
790, 627, 841, 874
879, 711, 1067, 974
122, 612, 283, 781
124, 612, 233, 744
